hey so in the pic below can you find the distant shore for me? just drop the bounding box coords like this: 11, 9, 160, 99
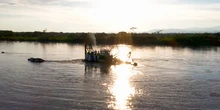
1, 30, 220, 46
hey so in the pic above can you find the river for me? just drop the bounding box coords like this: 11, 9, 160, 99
0, 41, 220, 110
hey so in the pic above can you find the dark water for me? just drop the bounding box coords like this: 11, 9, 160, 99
0, 41, 220, 110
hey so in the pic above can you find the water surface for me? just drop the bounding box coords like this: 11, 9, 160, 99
0, 41, 220, 109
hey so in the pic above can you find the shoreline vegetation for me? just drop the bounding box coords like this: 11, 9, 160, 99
0, 30, 220, 46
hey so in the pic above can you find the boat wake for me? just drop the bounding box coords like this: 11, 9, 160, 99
28, 57, 83, 64
45, 59, 83, 63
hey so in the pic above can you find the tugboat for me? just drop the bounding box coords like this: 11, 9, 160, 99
83, 44, 137, 66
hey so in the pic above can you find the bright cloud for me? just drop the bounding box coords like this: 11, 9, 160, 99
0, 0, 220, 32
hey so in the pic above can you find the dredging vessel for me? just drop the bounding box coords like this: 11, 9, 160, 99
83, 44, 137, 66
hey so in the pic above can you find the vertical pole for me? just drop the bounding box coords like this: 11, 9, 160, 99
85, 44, 87, 60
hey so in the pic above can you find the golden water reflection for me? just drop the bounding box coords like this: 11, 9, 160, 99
107, 64, 137, 110
111, 44, 132, 62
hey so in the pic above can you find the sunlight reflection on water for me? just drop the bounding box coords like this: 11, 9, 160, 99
107, 64, 138, 110
111, 44, 132, 62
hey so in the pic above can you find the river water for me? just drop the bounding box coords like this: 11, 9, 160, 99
0, 41, 220, 110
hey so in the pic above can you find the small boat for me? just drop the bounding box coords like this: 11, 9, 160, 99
28, 57, 44, 62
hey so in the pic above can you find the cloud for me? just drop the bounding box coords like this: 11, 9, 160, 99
1, 0, 220, 32
175, 0, 220, 4
0, 0, 16, 6
26, 0, 91, 7
195, 4, 220, 11
150, 0, 220, 4
0, 0, 92, 7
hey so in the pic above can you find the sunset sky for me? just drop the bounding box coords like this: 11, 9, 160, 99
0, 0, 220, 32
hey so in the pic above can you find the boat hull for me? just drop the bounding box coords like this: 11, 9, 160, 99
28, 58, 44, 62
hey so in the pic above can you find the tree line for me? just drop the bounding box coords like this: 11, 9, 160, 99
0, 30, 220, 46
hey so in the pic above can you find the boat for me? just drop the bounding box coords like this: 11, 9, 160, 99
28, 57, 44, 62
83, 44, 137, 66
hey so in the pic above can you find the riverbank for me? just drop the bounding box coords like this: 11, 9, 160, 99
1, 30, 220, 46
